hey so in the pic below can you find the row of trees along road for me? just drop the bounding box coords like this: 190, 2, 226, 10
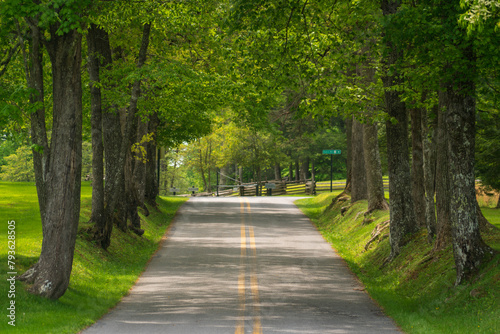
0, 0, 498, 299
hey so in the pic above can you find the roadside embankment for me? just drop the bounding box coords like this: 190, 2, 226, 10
295, 193, 500, 334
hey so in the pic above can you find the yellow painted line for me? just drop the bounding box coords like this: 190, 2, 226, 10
235, 271, 246, 334
236, 198, 246, 334
249, 226, 262, 334
237, 199, 262, 334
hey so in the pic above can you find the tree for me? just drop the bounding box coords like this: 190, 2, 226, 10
350, 118, 367, 202
410, 107, 426, 228
381, 0, 419, 261
87, 23, 106, 244
363, 121, 389, 213
7, 0, 90, 299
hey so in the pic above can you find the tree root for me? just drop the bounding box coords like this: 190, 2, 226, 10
364, 219, 390, 251
17, 264, 38, 283
327, 190, 350, 211
341, 206, 351, 216
354, 210, 365, 222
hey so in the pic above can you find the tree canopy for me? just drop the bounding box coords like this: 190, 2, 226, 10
0, 0, 498, 298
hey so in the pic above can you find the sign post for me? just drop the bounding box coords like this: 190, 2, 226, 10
169, 187, 179, 196
265, 183, 276, 196
188, 186, 199, 196
322, 150, 341, 192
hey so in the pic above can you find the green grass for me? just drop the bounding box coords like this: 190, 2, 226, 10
296, 193, 500, 334
0, 181, 188, 333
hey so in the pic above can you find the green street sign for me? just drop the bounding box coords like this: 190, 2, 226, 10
323, 149, 341, 155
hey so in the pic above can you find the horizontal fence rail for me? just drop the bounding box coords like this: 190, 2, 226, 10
221, 179, 389, 197
160, 179, 389, 197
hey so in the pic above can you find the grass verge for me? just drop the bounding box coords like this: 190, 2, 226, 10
295, 192, 500, 334
0, 181, 188, 333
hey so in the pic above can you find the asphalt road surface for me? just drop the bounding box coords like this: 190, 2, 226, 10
83, 197, 401, 334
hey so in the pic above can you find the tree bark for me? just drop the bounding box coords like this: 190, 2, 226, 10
274, 163, 282, 181
411, 108, 426, 228
311, 160, 316, 183
87, 24, 106, 238
351, 118, 367, 203
121, 22, 151, 234
145, 113, 159, 205
295, 158, 300, 181
86, 25, 116, 248
344, 117, 352, 193
434, 96, 452, 251
381, 0, 418, 261
422, 106, 437, 242
19, 27, 83, 300
300, 157, 309, 181
133, 116, 149, 205
19, 21, 49, 222
445, 70, 494, 285
363, 122, 389, 212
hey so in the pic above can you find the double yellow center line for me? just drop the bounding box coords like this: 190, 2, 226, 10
236, 198, 262, 334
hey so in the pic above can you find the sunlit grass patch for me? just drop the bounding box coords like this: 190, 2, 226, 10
0, 181, 187, 333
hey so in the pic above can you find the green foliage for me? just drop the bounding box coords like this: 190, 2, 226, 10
460, 0, 500, 33
2, 0, 92, 34
0, 145, 34, 181
0, 137, 18, 167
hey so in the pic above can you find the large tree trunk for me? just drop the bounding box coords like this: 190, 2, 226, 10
19, 21, 49, 221
133, 116, 149, 205
19, 28, 83, 300
86, 25, 116, 249
434, 96, 452, 251
87, 24, 105, 236
344, 117, 353, 194
300, 158, 309, 181
351, 118, 367, 203
422, 106, 437, 242
411, 108, 426, 228
274, 163, 282, 181
381, 0, 418, 261
445, 67, 493, 285
145, 113, 160, 205
295, 158, 300, 181
120, 22, 151, 234
363, 122, 389, 213
125, 114, 148, 235
311, 160, 316, 183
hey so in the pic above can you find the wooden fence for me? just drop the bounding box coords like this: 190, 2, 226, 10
216, 179, 389, 197
216, 180, 317, 197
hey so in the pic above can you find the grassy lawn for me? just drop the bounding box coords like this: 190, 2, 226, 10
295, 193, 500, 334
0, 181, 188, 333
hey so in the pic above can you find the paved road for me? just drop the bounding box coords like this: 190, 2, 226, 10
83, 197, 401, 334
